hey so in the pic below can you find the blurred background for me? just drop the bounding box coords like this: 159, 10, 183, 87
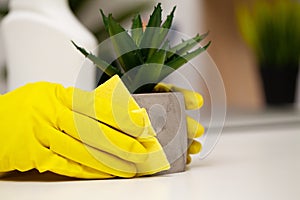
0, 0, 299, 111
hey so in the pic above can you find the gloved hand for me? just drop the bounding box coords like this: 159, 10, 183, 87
153, 83, 205, 164
0, 75, 169, 179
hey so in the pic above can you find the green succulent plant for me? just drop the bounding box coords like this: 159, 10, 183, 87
237, 0, 300, 68
73, 3, 210, 93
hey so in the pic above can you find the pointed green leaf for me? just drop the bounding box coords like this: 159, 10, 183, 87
163, 42, 211, 78
146, 3, 162, 27
162, 6, 176, 29
131, 14, 143, 46
147, 48, 167, 64
107, 14, 125, 35
166, 45, 209, 70
203, 40, 211, 50
131, 13, 143, 28
139, 3, 163, 59
71, 41, 121, 77
106, 14, 143, 72
100, 9, 109, 33
139, 5, 176, 60
146, 40, 169, 64
167, 32, 209, 59
150, 6, 176, 58
131, 41, 169, 93
71, 40, 89, 57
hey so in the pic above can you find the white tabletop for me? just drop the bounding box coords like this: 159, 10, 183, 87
1, 109, 300, 200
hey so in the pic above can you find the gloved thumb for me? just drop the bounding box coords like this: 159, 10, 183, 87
154, 83, 203, 110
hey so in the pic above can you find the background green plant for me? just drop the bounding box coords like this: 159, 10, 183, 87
237, 0, 300, 68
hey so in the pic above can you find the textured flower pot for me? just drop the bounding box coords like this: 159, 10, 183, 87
133, 92, 187, 174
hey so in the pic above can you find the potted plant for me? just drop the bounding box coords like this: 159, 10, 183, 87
237, 0, 300, 106
72, 3, 210, 174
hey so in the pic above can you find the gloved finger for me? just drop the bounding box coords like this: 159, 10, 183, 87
37, 147, 114, 179
56, 108, 149, 164
186, 154, 192, 165
59, 110, 170, 176
39, 126, 137, 178
154, 83, 203, 110
186, 140, 202, 165
59, 75, 156, 138
188, 140, 202, 155
187, 116, 205, 139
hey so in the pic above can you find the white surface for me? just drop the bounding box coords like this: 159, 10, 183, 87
0, 111, 300, 200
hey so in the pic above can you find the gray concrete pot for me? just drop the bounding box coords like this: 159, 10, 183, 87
133, 92, 187, 174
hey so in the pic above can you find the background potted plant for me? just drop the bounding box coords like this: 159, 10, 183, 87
237, 0, 300, 106
73, 3, 210, 174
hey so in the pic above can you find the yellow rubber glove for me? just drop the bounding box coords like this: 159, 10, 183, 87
0, 75, 169, 179
153, 83, 205, 164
